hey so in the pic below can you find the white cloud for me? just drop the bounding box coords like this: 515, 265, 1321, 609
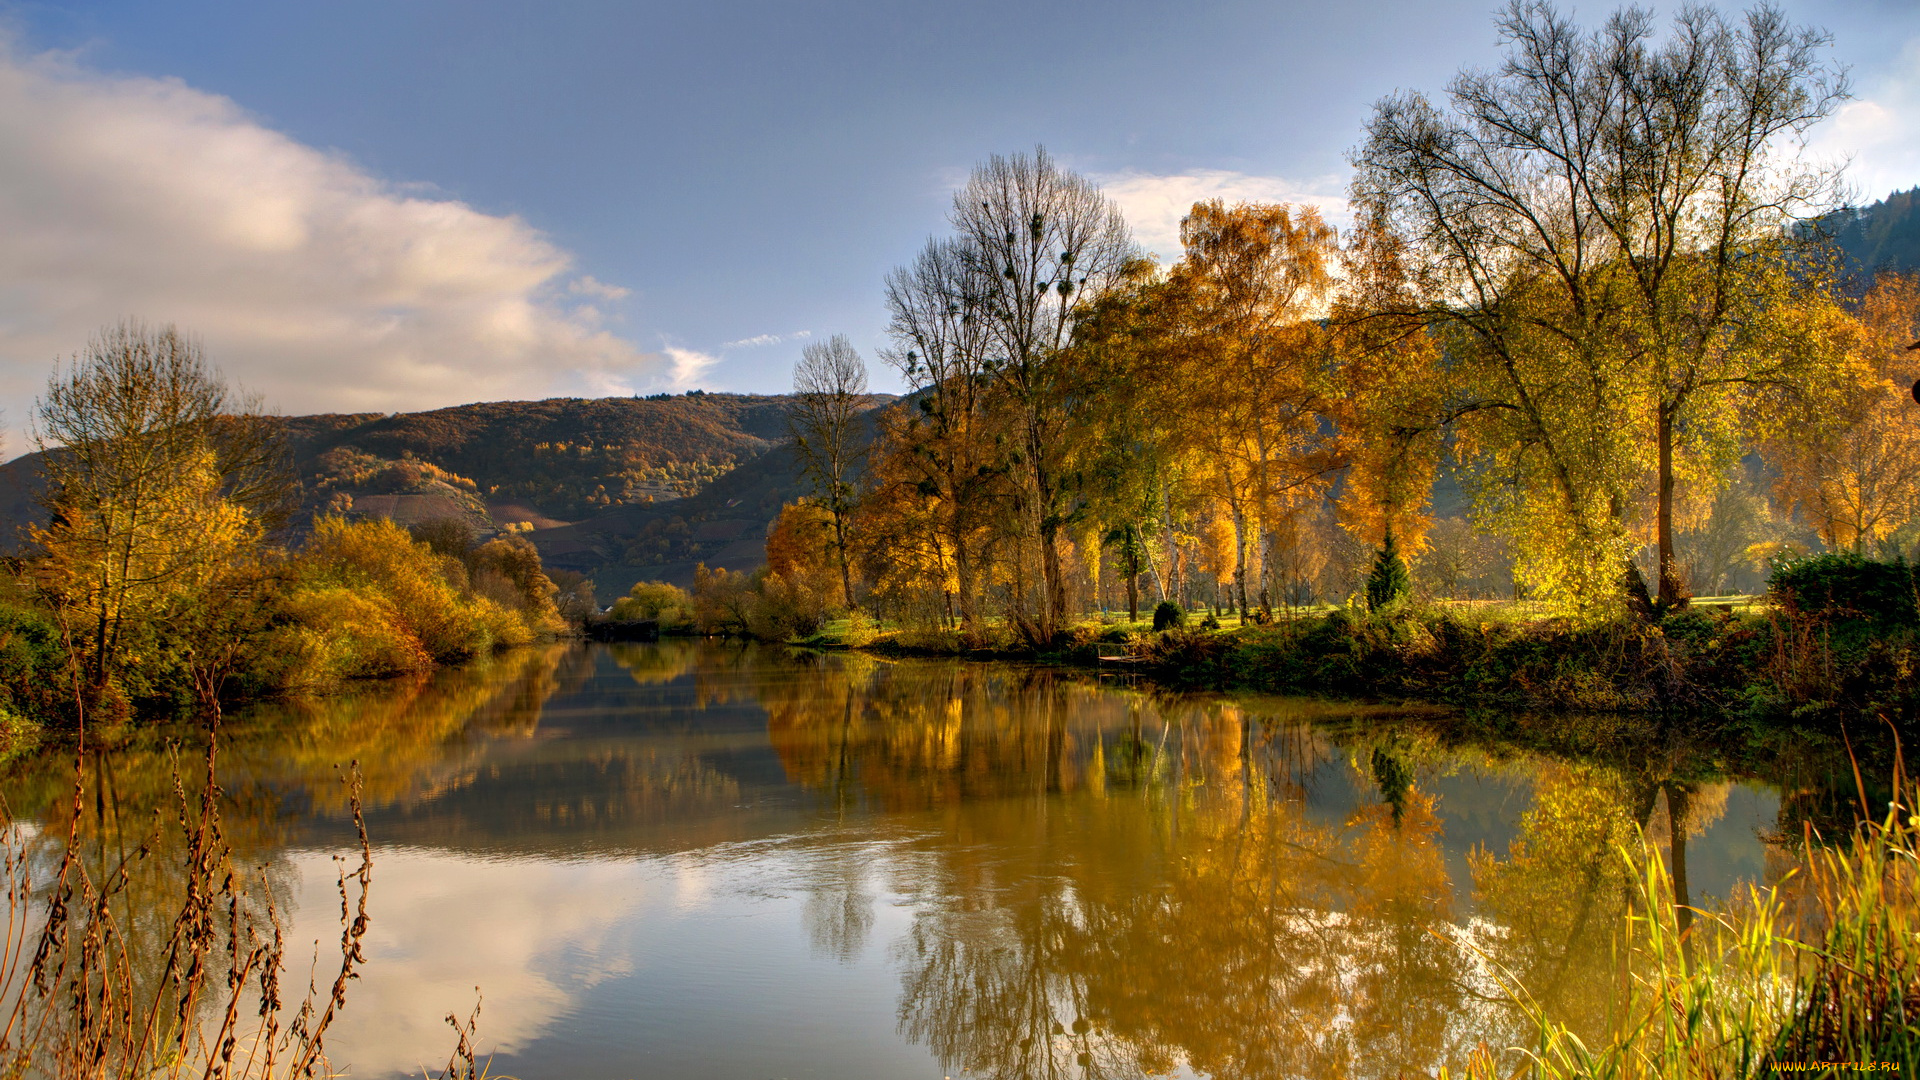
721, 329, 810, 349
0, 42, 661, 452
661, 346, 719, 390
277, 849, 654, 1074
1092, 169, 1352, 263
1809, 37, 1920, 205
568, 275, 631, 302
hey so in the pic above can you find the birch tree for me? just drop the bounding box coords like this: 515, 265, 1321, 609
1168, 200, 1342, 615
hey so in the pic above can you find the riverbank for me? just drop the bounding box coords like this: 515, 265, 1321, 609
0, 516, 580, 761
801, 599, 1918, 729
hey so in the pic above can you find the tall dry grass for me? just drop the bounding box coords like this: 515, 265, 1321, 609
1445, 749, 1919, 1078
0, 733, 493, 1079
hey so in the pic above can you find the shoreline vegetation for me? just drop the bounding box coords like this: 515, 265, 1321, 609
1, 0, 1918, 1073
598, 546, 1918, 731
0, 324, 576, 764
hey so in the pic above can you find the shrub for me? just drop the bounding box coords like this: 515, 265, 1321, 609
611, 581, 695, 628
264, 587, 433, 687
471, 536, 560, 616
0, 701, 40, 766
408, 516, 478, 562
692, 563, 754, 634
0, 602, 63, 722
748, 570, 827, 640
270, 516, 558, 687
1769, 551, 1918, 627
297, 517, 492, 661
1152, 600, 1185, 632
840, 610, 878, 648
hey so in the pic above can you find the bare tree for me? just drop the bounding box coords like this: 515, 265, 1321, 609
949, 146, 1136, 641
789, 334, 870, 608
881, 236, 999, 634
1354, 1, 1846, 608
32, 321, 287, 692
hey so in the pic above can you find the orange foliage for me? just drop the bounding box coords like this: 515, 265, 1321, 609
766, 500, 843, 605
1769, 274, 1920, 551
1331, 209, 1445, 553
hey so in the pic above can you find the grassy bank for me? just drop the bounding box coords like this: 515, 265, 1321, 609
794, 595, 1916, 728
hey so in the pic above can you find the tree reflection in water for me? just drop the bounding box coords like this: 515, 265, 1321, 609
757, 650, 1798, 1080
0, 642, 1849, 1080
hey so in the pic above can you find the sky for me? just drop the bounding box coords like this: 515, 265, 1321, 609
0, 0, 1917, 451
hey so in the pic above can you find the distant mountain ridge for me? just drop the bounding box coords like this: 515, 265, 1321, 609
279, 391, 796, 520
0, 390, 896, 603
1816, 187, 1920, 283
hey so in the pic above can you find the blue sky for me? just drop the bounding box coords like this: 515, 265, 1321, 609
0, 0, 1916, 442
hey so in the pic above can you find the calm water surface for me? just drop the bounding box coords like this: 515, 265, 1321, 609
7, 642, 1833, 1079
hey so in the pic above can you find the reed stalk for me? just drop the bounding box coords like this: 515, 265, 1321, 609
1447, 762, 1920, 1078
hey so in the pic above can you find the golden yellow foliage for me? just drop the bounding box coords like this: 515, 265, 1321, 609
263, 517, 550, 689
1769, 273, 1920, 552
1331, 209, 1445, 553
766, 500, 843, 606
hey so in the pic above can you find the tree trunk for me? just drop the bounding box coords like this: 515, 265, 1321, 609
1161, 481, 1178, 602
1039, 525, 1066, 642
1666, 784, 1694, 958
1029, 416, 1069, 641
1231, 504, 1251, 618
951, 526, 978, 637
1127, 571, 1138, 623
92, 604, 111, 693
832, 508, 855, 611
1132, 523, 1167, 606
1259, 533, 1273, 615
1656, 406, 1685, 608
1010, 536, 1028, 627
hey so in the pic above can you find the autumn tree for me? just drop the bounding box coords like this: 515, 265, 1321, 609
1331, 208, 1447, 563
1675, 473, 1795, 593
853, 431, 977, 629
1354, 1, 1848, 609
879, 237, 1004, 634
1063, 255, 1190, 620
948, 147, 1137, 641
789, 334, 871, 607
764, 498, 847, 628
1164, 200, 1342, 615
1769, 273, 1920, 552
1064, 201, 1348, 617
31, 322, 286, 695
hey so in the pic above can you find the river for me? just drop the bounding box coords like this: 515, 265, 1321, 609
0, 640, 1844, 1079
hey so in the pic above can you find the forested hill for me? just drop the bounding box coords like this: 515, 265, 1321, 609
1819, 187, 1920, 281
280, 392, 798, 520
0, 390, 895, 602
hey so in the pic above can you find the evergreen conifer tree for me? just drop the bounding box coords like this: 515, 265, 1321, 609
1366, 529, 1412, 611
